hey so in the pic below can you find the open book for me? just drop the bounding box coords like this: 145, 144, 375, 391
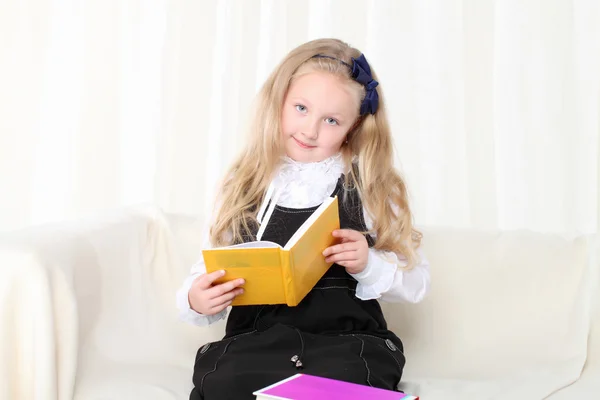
202, 196, 340, 306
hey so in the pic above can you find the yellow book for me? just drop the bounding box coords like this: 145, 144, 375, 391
202, 196, 340, 306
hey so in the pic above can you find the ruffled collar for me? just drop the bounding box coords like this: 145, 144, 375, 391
273, 153, 346, 208
279, 153, 345, 176
254, 153, 347, 239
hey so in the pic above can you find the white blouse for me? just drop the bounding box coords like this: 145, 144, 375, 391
176, 153, 431, 327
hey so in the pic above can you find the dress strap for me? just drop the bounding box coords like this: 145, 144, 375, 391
256, 183, 284, 241
256, 181, 275, 223
330, 175, 344, 198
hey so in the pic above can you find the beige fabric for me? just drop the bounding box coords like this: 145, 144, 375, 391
0, 205, 597, 399
546, 276, 600, 399
385, 227, 597, 399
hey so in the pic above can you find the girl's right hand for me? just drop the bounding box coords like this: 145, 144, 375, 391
188, 270, 245, 316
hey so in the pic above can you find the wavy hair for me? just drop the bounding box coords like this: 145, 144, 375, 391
209, 38, 422, 269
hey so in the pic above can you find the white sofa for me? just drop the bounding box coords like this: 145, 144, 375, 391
0, 205, 598, 400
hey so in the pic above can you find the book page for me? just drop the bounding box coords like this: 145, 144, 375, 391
211, 241, 282, 250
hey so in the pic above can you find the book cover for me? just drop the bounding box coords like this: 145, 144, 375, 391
253, 374, 419, 400
202, 196, 340, 306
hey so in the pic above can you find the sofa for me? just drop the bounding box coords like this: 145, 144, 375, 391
1, 205, 598, 399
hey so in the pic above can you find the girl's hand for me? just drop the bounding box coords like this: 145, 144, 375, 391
189, 270, 245, 316
322, 229, 369, 274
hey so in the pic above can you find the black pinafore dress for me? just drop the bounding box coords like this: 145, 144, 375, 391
190, 176, 405, 400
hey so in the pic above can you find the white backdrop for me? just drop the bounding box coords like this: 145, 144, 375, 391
1, 0, 599, 235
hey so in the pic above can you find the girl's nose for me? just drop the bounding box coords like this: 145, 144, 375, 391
301, 118, 319, 140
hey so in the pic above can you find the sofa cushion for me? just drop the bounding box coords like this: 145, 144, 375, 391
381, 227, 594, 399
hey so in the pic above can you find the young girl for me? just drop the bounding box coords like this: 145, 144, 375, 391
176, 38, 430, 399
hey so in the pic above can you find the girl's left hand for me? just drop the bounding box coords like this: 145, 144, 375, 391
322, 229, 369, 274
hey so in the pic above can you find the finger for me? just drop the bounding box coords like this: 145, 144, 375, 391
338, 260, 363, 274
210, 288, 244, 307
332, 229, 363, 241
210, 299, 233, 314
323, 242, 357, 257
335, 259, 359, 269
197, 270, 226, 289
207, 278, 245, 298
325, 250, 358, 264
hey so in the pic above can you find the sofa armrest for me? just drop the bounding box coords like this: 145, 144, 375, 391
547, 235, 600, 398
0, 205, 173, 400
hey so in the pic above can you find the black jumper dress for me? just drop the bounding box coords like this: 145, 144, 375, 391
190, 176, 405, 399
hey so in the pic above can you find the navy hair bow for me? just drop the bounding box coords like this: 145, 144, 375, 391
350, 54, 379, 115
311, 53, 379, 115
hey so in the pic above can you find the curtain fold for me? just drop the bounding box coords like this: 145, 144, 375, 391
1, 0, 598, 235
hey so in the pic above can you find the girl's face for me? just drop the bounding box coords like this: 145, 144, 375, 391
281, 71, 360, 163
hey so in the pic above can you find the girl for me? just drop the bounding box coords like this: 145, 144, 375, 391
176, 38, 430, 399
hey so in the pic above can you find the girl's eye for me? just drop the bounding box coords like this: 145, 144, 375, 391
295, 104, 307, 113
325, 117, 339, 126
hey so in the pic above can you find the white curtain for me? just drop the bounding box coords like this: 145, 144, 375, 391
1, 0, 599, 235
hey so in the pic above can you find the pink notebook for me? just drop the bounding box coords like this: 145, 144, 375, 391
253, 374, 419, 400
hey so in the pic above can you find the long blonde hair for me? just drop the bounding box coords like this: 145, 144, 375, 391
209, 38, 422, 269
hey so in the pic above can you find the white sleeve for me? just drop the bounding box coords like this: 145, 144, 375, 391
348, 206, 431, 303
175, 227, 227, 326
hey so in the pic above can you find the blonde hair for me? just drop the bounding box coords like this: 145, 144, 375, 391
209, 38, 422, 269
